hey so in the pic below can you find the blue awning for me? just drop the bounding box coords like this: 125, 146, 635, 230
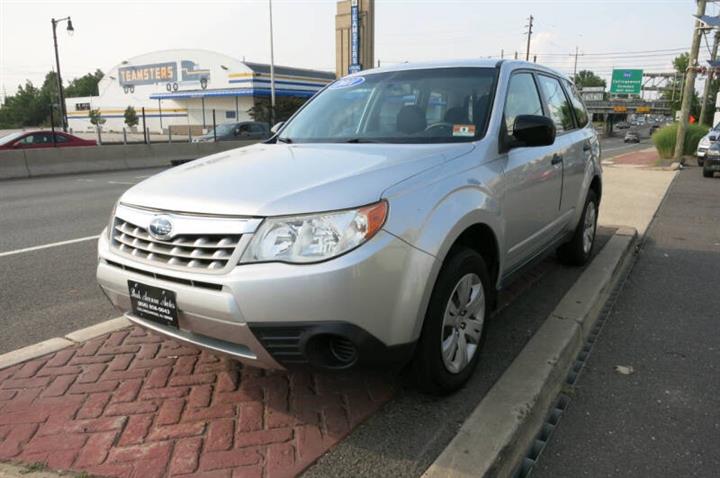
149, 87, 317, 100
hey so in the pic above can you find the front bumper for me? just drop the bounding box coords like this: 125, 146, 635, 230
97, 228, 436, 370
704, 155, 720, 170
697, 145, 710, 158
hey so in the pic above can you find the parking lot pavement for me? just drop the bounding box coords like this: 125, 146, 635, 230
533, 165, 720, 476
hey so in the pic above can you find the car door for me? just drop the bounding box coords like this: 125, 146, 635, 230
248, 123, 268, 139
53, 133, 70, 147
535, 74, 583, 231
236, 124, 253, 140
501, 71, 564, 271
558, 79, 596, 217
15, 133, 53, 149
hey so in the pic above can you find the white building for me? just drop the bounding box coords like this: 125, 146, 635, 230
65, 49, 335, 134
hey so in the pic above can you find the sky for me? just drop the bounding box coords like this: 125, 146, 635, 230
0, 0, 717, 97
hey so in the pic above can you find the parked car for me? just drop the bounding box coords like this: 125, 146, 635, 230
703, 142, 720, 178
97, 59, 602, 394
0, 130, 96, 150
624, 131, 640, 143
192, 121, 270, 143
695, 123, 720, 166
616, 122, 630, 130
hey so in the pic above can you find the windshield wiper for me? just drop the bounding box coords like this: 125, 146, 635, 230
277, 137, 293, 143
344, 138, 381, 143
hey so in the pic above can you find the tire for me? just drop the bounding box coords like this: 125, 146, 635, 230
557, 189, 599, 266
703, 168, 714, 178
698, 158, 705, 167
412, 247, 492, 395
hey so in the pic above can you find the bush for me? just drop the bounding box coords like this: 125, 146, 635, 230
652, 123, 709, 159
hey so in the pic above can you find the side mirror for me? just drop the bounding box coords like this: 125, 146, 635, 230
512, 115, 556, 147
271, 122, 284, 135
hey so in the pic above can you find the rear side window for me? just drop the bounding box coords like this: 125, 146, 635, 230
537, 75, 574, 133
564, 80, 589, 128
504, 73, 543, 135
54, 134, 68, 143
249, 124, 266, 134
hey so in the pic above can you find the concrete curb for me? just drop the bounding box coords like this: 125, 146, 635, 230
0, 317, 131, 371
422, 227, 638, 478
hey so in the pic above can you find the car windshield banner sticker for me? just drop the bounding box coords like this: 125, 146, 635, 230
330, 77, 365, 89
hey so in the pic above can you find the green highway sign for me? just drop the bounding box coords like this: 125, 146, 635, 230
610, 69, 643, 95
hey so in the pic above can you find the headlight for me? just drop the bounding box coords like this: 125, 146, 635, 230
107, 200, 119, 240
240, 201, 388, 264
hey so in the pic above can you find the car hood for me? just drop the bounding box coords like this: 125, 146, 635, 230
121, 142, 474, 216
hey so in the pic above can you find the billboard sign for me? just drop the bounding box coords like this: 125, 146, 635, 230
610, 69, 643, 95
349, 0, 361, 74
119, 62, 177, 87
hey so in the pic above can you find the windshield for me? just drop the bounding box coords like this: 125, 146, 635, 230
0, 132, 23, 145
279, 67, 497, 143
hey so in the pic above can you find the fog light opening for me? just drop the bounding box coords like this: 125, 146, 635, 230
329, 336, 357, 364
306, 334, 358, 369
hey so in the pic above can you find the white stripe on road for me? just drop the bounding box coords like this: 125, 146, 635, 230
107, 181, 136, 185
0, 235, 100, 258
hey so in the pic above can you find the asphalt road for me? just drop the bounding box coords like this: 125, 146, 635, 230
0, 130, 645, 356
0, 167, 165, 353
600, 126, 653, 160
534, 164, 720, 476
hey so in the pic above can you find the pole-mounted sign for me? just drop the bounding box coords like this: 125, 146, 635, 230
610, 69, 643, 95
349, 0, 361, 74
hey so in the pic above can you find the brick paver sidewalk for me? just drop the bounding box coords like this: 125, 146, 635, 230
0, 327, 394, 478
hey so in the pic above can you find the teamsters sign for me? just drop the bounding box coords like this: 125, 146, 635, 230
118, 62, 177, 86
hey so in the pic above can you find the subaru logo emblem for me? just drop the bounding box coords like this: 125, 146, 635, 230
148, 215, 173, 240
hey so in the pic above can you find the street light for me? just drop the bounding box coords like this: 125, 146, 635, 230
51, 16, 74, 132
268, 0, 277, 128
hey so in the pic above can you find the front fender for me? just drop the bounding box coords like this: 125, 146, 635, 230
382, 160, 505, 340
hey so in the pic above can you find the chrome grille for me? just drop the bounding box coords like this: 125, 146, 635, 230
111, 217, 241, 271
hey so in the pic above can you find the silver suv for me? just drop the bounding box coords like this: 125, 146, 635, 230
97, 59, 601, 394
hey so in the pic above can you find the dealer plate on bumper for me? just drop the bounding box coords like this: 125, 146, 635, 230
128, 280, 178, 328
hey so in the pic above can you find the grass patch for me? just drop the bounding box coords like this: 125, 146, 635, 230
653, 123, 709, 159
20, 462, 47, 474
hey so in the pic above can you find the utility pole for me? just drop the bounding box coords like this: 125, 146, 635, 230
675, 0, 707, 164
700, 30, 720, 126
525, 15, 533, 61
573, 46, 579, 79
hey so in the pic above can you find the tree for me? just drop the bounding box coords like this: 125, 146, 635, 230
573, 70, 606, 88
248, 97, 307, 125
65, 69, 104, 98
662, 52, 700, 117
124, 106, 139, 128
89, 109, 106, 126
0, 69, 103, 128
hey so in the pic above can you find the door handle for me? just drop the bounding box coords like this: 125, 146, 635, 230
551, 154, 563, 165
583, 143, 592, 152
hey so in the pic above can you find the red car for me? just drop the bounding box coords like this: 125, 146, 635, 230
0, 130, 96, 150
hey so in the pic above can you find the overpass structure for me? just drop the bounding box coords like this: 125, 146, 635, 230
585, 99, 672, 116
